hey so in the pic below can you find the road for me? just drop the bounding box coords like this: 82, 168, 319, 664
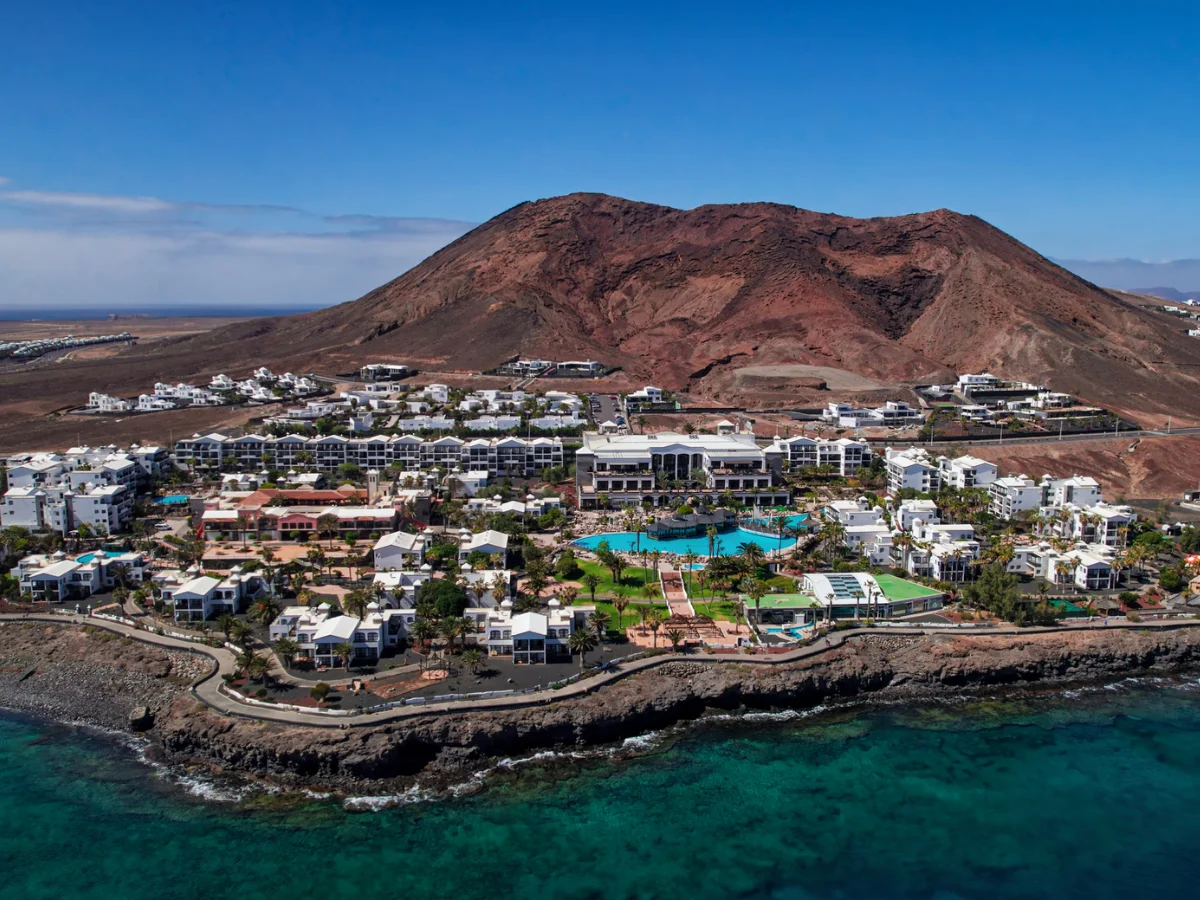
884, 426, 1200, 448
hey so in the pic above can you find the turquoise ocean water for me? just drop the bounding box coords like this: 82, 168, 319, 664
5, 680, 1200, 900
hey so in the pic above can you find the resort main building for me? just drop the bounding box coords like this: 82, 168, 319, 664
575, 432, 792, 508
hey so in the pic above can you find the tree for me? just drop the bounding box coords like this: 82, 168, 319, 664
647, 610, 664, 647
667, 630, 685, 652
581, 572, 602, 603
310, 681, 330, 703
613, 596, 631, 631
318, 513, 340, 548
560, 586, 579, 607
215, 611, 235, 642
250, 596, 281, 625
415, 578, 468, 619
591, 610, 611, 644
555, 548, 582, 580
738, 542, 767, 572
746, 580, 767, 626
410, 618, 437, 651
247, 651, 273, 686
962, 563, 1028, 625
229, 619, 254, 648
706, 526, 718, 559
273, 637, 299, 669
461, 647, 484, 675
342, 587, 370, 620
334, 641, 355, 670
569, 627, 598, 672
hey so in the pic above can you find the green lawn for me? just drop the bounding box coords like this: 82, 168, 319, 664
590, 599, 670, 634
873, 574, 944, 601
573, 560, 662, 599
692, 599, 739, 621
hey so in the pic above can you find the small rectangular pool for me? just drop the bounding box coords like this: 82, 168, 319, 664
160, 494, 191, 505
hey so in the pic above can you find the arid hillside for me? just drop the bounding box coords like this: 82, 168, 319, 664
4, 193, 1200, 444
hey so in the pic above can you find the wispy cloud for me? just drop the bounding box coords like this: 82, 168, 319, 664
1054, 257, 1200, 292
0, 180, 476, 311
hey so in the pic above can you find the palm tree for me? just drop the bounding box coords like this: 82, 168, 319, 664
746, 580, 767, 627
591, 610, 611, 645
258, 545, 278, 595
667, 630, 685, 653
650, 549, 664, 579
229, 618, 254, 648
334, 641, 355, 671
410, 618, 437, 652
682, 551, 698, 592
613, 596, 630, 631
1054, 559, 1073, 589
647, 610, 664, 647
820, 520, 846, 565
706, 526, 718, 559
439, 618, 461, 653
738, 542, 767, 572
581, 572, 602, 603
247, 651, 274, 686
318, 513, 340, 548
273, 637, 299, 669
216, 613, 236, 643
569, 627, 598, 672
461, 647, 484, 675
250, 596, 281, 625
342, 587, 369, 620
638, 604, 652, 633
728, 595, 744, 633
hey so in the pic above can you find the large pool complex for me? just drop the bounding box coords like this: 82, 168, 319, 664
574, 522, 803, 557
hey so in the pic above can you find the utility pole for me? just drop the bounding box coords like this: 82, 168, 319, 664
1058, 418, 1064, 441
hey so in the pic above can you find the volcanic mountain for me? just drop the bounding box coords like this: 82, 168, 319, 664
12, 192, 1200, 426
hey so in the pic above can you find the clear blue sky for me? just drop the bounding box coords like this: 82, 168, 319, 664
2, 1, 1199, 312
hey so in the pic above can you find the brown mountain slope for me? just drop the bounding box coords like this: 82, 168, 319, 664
5, 193, 1200, 432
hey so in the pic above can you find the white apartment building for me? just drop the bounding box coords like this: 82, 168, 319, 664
989, 476, 1044, 520
823, 497, 886, 527
574, 432, 789, 509
156, 565, 270, 623
173, 432, 564, 478
1048, 502, 1137, 548
937, 455, 998, 490
885, 448, 941, 495
15, 550, 147, 601
360, 363, 412, 382
1041, 475, 1102, 509
778, 436, 870, 476
2, 483, 133, 534
894, 499, 940, 532
470, 600, 595, 664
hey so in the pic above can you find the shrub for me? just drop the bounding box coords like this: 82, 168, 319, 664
310, 682, 330, 702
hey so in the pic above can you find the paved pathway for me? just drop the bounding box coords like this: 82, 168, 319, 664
4, 611, 1199, 730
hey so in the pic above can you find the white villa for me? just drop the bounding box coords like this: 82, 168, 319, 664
155, 565, 270, 623
15, 550, 147, 601
470, 599, 595, 664
821, 401, 923, 428
373, 530, 433, 569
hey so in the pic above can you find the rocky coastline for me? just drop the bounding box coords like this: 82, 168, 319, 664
6, 622, 1200, 796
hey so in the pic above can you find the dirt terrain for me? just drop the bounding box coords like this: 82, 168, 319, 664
971, 436, 1200, 501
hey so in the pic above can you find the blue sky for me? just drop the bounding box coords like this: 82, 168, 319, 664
2, 1, 1199, 312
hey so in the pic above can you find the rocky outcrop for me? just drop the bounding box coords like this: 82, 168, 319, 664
154, 628, 1200, 791
0, 623, 211, 731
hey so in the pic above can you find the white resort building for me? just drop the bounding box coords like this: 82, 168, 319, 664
574, 432, 790, 509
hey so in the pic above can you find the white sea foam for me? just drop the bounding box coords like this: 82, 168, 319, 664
343, 785, 434, 811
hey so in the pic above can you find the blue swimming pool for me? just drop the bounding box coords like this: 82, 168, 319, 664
574, 526, 797, 558
75, 551, 124, 564
160, 494, 190, 505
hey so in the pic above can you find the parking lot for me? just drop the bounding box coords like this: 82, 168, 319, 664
589, 392, 622, 426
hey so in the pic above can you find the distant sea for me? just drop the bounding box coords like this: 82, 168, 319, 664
5, 679, 1200, 899
0, 305, 325, 321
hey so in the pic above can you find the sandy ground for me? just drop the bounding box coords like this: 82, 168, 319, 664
971, 435, 1200, 501
733, 364, 888, 391
0, 316, 249, 342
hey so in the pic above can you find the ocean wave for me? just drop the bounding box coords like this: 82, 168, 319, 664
343, 785, 435, 811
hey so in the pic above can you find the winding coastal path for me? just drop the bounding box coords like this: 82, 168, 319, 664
4, 611, 1199, 730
